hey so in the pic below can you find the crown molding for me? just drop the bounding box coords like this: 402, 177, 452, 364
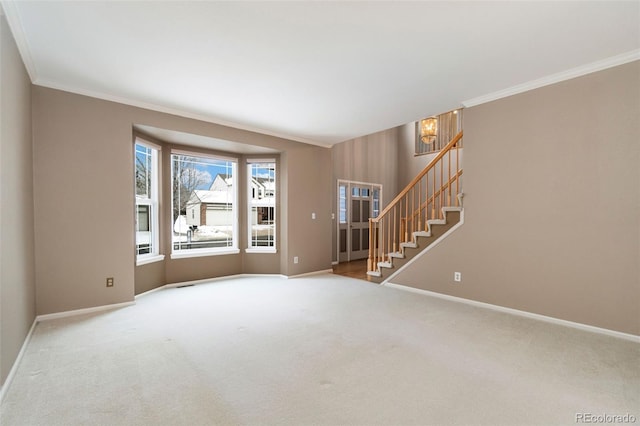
462, 49, 640, 108
33, 78, 333, 148
0, 0, 38, 82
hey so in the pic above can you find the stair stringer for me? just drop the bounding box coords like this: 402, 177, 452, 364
367, 207, 464, 283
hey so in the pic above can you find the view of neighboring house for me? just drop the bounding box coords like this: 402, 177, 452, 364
248, 176, 275, 226
180, 173, 276, 249
185, 173, 275, 228
186, 189, 233, 228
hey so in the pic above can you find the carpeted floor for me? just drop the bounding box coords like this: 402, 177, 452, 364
1, 274, 638, 425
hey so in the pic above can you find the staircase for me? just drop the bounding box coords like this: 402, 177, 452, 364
367, 131, 464, 283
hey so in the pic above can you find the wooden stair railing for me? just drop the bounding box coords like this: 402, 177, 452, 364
368, 131, 463, 275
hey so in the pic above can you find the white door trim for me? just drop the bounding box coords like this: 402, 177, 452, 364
336, 179, 383, 264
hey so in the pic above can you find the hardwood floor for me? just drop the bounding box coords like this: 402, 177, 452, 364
332, 259, 370, 281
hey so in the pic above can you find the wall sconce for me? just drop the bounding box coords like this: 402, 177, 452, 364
420, 117, 438, 144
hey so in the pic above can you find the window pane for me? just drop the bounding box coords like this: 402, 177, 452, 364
137, 205, 150, 232
372, 188, 380, 218
172, 154, 236, 251
135, 142, 158, 257
136, 203, 151, 255
135, 144, 152, 198
249, 162, 276, 248
339, 185, 347, 224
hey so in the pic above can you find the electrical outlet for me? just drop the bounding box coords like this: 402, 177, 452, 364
311, 212, 316, 220
294, 256, 299, 264
454, 272, 461, 282
106, 277, 114, 287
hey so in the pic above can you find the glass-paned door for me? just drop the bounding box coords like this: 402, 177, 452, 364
338, 180, 382, 262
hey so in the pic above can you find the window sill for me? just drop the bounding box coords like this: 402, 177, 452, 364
245, 248, 277, 254
136, 254, 165, 266
170, 248, 240, 260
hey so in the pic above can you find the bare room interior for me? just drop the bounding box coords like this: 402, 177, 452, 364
1, 2, 638, 425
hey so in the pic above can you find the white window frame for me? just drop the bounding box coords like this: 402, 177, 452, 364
170, 150, 239, 259
246, 159, 277, 253
135, 140, 164, 266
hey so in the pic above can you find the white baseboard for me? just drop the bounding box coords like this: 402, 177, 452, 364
137, 273, 289, 298
134, 285, 167, 299
384, 282, 640, 343
0, 317, 38, 403
163, 275, 241, 289
157, 273, 287, 291
238, 273, 288, 279
36, 301, 136, 322
287, 269, 334, 279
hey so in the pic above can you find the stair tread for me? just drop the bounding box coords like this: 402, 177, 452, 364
400, 242, 418, 248
413, 231, 431, 237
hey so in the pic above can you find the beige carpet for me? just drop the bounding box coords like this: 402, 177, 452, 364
1, 274, 638, 425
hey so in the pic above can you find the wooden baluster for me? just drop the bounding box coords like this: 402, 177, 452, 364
414, 188, 417, 233
387, 211, 391, 263
374, 218, 379, 272
418, 180, 422, 231
379, 220, 382, 268
456, 138, 460, 206
368, 218, 373, 272
404, 195, 409, 242
372, 221, 377, 272
376, 219, 380, 273
432, 167, 436, 220
393, 205, 397, 252
439, 157, 444, 218
378, 218, 382, 266
424, 173, 428, 229
448, 149, 452, 206
381, 218, 385, 266
376, 219, 381, 271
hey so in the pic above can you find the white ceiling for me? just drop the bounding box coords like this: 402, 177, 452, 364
3, 1, 639, 147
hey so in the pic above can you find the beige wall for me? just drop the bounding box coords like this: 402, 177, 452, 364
32, 86, 332, 314
392, 61, 640, 335
134, 260, 165, 295
0, 15, 36, 386
287, 146, 333, 275
331, 127, 400, 261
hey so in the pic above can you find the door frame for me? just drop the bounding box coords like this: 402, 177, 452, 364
336, 179, 383, 264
